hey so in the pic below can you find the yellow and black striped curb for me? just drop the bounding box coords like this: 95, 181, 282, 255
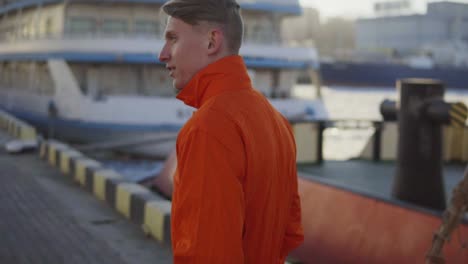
450, 102, 468, 128
40, 140, 172, 245
0, 110, 37, 140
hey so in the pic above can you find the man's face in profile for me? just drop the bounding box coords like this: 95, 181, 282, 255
159, 17, 210, 91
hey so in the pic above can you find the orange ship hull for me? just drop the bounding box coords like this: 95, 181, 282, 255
292, 177, 468, 263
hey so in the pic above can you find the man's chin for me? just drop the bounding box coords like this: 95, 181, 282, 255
173, 82, 185, 93
173, 84, 183, 94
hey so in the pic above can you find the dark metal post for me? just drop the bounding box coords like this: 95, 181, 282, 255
47, 100, 58, 139
316, 121, 325, 164
392, 79, 446, 211
372, 121, 382, 162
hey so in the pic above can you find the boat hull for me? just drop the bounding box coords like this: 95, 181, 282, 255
291, 176, 468, 263
5, 108, 179, 158
320, 61, 468, 89
0, 89, 327, 158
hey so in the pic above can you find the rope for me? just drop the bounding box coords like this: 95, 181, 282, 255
457, 217, 468, 262
425, 166, 468, 264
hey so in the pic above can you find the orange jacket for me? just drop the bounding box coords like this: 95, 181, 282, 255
172, 55, 304, 263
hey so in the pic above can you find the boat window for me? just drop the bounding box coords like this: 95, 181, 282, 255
243, 27, 248, 43
11, 63, 26, 89
44, 17, 53, 36
70, 64, 87, 94
66, 17, 96, 35
16, 23, 27, 39
252, 69, 274, 96
97, 65, 139, 96
252, 24, 262, 42
0, 62, 9, 87
0, 24, 8, 41
0, 62, 53, 95
252, 19, 275, 44
100, 19, 128, 35
141, 66, 174, 97
243, 13, 279, 44
37, 63, 54, 95
134, 20, 160, 36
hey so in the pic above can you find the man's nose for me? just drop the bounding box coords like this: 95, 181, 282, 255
159, 45, 170, 63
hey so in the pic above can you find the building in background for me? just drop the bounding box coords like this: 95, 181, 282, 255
356, 1, 468, 66
281, 8, 320, 47
288, 1, 468, 89
282, 7, 355, 59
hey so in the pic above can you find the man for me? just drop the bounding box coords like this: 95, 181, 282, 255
158, 0, 304, 262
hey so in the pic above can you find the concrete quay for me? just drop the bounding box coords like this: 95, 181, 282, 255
0, 130, 173, 264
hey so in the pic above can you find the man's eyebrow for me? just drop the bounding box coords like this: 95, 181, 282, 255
165, 30, 177, 39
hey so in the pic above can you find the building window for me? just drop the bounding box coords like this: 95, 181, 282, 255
100, 19, 128, 35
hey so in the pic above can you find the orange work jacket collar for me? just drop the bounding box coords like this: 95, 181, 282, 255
176, 55, 252, 109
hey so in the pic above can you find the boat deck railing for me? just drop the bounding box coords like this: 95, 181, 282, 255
0, 31, 284, 46
0, 34, 319, 64
292, 119, 468, 164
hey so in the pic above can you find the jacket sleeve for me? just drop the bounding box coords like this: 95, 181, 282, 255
279, 176, 304, 262
280, 120, 304, 261
172, 128, 245, 264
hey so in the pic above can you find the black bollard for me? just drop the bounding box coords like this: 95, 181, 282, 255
380, 99, 398, 122
392, 79, 446, 211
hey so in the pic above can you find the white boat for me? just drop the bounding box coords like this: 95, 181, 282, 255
0, 0, 327, 158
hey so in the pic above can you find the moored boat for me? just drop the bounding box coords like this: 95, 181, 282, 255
0, 0, 326, 158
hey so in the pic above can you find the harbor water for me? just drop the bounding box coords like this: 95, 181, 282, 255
100, 85, 468, 180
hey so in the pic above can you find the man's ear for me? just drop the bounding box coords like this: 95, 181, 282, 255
207, 29, 223, 55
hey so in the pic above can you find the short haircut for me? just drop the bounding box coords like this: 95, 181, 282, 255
162, 0, 243, 54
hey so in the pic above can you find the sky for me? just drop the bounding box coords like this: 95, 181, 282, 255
299, 0, 468, 20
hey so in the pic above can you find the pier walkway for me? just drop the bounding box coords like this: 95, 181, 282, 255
0, 131, 173, 264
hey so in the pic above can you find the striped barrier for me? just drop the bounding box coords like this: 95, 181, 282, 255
40, 140, 172, 245
450, 102, 468, 128
0, 110, 37, 140
443, 126, 468, 162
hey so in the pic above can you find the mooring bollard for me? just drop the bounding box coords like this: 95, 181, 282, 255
380, 79, 468, 211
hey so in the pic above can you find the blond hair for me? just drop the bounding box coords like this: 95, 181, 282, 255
162, 0, 243, 54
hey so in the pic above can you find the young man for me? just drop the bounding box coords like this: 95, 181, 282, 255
159, 0, 304, 262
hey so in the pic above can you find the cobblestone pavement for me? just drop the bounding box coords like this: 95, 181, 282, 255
0, 132, 173, 264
